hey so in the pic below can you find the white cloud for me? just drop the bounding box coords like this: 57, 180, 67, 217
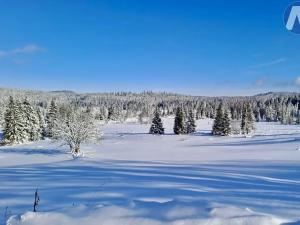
254, 78, 265, 87
11, 44, 45, 54
0, 51, 9, 58
0, 44, 45, 59
294, 77, 300, 86
252, 58, 287, 69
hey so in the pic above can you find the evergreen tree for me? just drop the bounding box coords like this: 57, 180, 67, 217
46, 99, 58, 138
22, 99, 41, 141
212, 103, 231, 136
95, 107, 108, 121
241, 106, 247, 134
222, 109, 231, 136
186, 110, 196, 134
138, 108, 148, 124
246, 103, 255, 132
37, 108, 46, 139
3, 96, 26, 144
265, 105, 275, 122
149, 110, 164, 134
173, 107, 185, 135
297, 109, 300, 125
212, 103, 224, 135
241, 103, 255, 135
107, 106, 115, 121
16, 100, 28, 141
280, 102, 293, 125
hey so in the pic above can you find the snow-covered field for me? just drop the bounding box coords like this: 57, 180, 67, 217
1, 118, 300, 225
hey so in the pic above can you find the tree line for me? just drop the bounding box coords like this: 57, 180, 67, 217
149, 102, 255, 136
1, 89, 300, 126
2, 95, 256, 155
0, 90, 297, 153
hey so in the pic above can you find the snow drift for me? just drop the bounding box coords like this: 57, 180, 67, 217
1, 119, 300, 225
7, 203, 288, 225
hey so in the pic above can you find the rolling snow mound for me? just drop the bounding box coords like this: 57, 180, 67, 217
7, 203, 289, 225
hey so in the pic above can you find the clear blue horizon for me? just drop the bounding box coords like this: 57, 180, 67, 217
0, 0, 299, 96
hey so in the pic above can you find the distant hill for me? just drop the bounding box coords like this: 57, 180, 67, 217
0, 87, 300, 125
0, 87, 299, 99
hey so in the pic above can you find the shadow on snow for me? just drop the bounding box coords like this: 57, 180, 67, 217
0, 160, 299, 223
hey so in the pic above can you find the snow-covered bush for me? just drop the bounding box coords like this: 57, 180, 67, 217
52, 106, 99, 155
231, 120, 241, 135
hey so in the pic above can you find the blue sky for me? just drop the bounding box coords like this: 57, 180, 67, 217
0, 0, 299, 96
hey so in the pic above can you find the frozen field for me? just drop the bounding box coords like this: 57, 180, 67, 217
1, 118, 300, 225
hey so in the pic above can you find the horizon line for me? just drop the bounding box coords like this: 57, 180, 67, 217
0, 86, 299, 98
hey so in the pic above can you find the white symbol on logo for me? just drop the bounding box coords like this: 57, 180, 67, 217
286, 6, 300, 30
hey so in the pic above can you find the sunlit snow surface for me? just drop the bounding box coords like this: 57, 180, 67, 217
1, 118, 300, 225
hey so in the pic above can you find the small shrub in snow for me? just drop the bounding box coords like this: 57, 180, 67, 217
33, 188, 40, 212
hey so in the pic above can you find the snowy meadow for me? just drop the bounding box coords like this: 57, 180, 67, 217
1, 0, 300, 223
1, 118, 300, 225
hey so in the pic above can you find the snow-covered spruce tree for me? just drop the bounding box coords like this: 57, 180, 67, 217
22, 99, 42, 141
46, 99, 58, 138
95, 107, 108, 121
246, 103, 255, 132
3, 96, 26, 144
265, 104, 275, 122
240, 106, 247, 134
222, 109, 231, 136
212, 103, 224, 135
37, 108, 46, 139
212, 103, 231, 136
241, 103, 255, 135
297, 109, 300, 125
149, 109, 164, 135
280, 102, 293, 125
107, 106, 114, 121
16, 100, 29, 141
186, 110, 196, 134
108, 106, 121, 121
139, 106, 153, 124
174, 106, 185, 135
52, 106, 98, 155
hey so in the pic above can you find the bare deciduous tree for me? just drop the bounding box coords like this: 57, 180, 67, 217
53, 106, 98, 155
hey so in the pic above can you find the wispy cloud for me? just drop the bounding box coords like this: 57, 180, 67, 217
11, 44, 44, 54
251, 58, 287, 69
0, 51, 9, 58
294, 77, 300, 86
266, 76, 300, 88
253, 77, 266, 87
0, 44, 45, 59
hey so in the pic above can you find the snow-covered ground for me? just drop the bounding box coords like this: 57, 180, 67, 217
1, 118, 300, 225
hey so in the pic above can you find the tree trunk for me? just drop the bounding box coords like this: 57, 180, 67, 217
74, 145, 80, 154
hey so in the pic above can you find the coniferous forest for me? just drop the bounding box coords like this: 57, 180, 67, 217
1, 88, 300, 146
